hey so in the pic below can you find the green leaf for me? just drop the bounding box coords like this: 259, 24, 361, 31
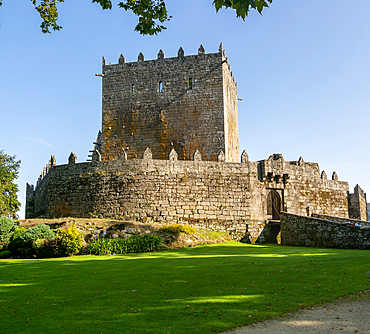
92, 0, 112, 10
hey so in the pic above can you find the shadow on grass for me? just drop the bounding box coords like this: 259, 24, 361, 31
1, 243, 369, 333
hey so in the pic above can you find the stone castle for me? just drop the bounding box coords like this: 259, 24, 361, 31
25, 44, 368, 243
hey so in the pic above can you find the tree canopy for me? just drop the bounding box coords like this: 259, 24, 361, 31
0, 0, 273, 35
0, 151, 21, 219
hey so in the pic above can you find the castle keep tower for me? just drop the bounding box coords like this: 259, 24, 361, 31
100, 44, 239, 162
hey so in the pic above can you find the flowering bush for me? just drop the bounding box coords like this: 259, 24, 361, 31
158, 223, 196, 234
58, 224, 84, 256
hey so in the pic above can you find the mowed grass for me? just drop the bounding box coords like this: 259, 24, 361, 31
1, 242, 370, 334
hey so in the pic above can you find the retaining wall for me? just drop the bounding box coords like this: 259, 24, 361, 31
281, 212, 370, 249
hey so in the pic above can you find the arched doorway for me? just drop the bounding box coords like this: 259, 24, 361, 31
267, 189, 281, 220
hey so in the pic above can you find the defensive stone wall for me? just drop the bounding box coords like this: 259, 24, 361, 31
27, 149, 361, 243
280, 212, 370, 249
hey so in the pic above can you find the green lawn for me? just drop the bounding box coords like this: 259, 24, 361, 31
1, 242, 370, 333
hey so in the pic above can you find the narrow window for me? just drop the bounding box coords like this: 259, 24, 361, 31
132, 84, 135, 96
189, 78, 193, 89
159, 81, 163, 93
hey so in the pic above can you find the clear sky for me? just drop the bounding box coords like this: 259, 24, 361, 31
1, 0, 370, 219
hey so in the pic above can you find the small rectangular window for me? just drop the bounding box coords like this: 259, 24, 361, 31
189, 78, 193, 90
159, 81, 163, 93
132, 84, 135, 96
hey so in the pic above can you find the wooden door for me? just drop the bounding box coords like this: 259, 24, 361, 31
267, 190, 281, 220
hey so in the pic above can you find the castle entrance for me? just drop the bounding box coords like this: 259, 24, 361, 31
265, 189, 282, 243
267, 189, 281, 220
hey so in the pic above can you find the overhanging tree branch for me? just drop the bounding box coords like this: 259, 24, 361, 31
0, 0, 273, 35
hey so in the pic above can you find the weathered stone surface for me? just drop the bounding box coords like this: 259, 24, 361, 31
118, 54, 125, 64
281, 212, 370, 249
217, 151, 225, 162
100, 47, 239, 162
312, 213, 370, 227
169, 148, 178, 161
68, 152, 77, 165
26, 153, 361, 243
92, 150, 101, 162
157, 49, 164, 59
193, 150, 202, 161
117, 148, 127, 161
241, 150, 248, 163
348, 184, 368, 221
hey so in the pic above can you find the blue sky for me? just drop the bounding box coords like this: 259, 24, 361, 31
1, 0, 370, 219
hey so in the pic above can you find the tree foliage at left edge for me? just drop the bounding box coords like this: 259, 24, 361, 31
0, 151, 21, 219
0, 0, 273, 35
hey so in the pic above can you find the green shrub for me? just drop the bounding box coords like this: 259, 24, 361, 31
12, 227, 26, 240
33, 238, 45, 253
20, 224, 55, 244
0, 216, 17, 250
158, 223, 196, 234
0, 250, 12, 259
8, 227, 27, 256
58, 224, 84, 256
18, 224, 55, 256
42, 238, 62, 258
87, 234, 162, 255
34, 238, 62, 258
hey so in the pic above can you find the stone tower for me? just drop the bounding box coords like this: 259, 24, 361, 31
100, 44, 239, 162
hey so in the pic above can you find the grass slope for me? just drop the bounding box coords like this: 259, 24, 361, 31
1, 242, 370, 333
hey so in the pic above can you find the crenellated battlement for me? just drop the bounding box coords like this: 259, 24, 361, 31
101, 44, 236, 83
30, 148, 350, 195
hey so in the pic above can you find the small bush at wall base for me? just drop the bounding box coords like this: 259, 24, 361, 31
31, 238, 63, 258
157, 223, 196, 234
87, 234, 162, 255
8, 227, 27, 256
18, 224, 55, 256
32, 238, 46, 256
58, 224, 84, 256
12, 227, 26, 240
0, 250, 12, 258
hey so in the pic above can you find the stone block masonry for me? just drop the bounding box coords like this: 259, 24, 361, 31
312, 213, 370, 227
348, 184, 368, 221
281, 212, 370, 249
26, 149, 362, 243
100, 44, 239, 163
